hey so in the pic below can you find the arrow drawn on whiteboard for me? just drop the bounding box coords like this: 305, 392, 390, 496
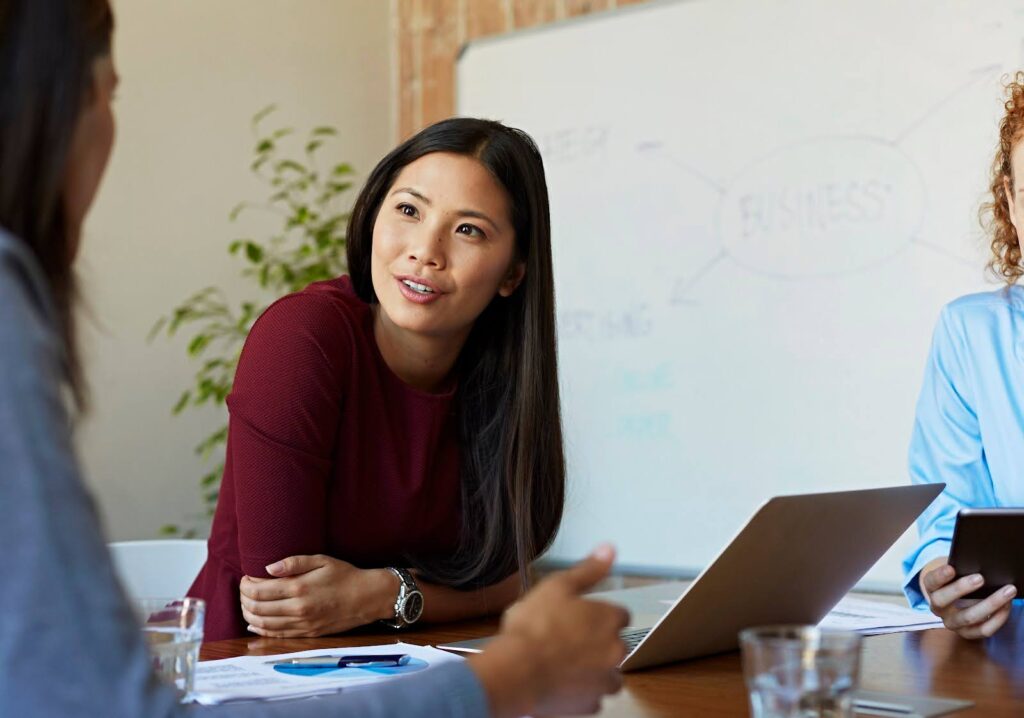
910, 237, 977, 268
636, 141, 728, 196
669, 249, 729, 306
892, 64, 1001, 146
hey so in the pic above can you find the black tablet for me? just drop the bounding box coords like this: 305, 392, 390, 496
948, 508, 1024, 600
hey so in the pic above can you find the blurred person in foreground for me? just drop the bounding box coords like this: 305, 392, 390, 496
0, 1, 628, 716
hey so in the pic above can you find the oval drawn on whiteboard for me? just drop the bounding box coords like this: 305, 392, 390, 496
716, 137, 925, 278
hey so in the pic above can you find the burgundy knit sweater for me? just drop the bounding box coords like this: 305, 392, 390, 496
188, 276, 462, 641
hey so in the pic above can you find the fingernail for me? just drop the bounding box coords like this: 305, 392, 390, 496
247, 625, 256, 633
1004, 586, 1017, 598
266, 562, 282, 574
942, 565, 955, 577
970, 574, 984, 586
593, 544, 615, 561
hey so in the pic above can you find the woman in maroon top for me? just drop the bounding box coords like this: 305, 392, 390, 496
189, 118, 567, 641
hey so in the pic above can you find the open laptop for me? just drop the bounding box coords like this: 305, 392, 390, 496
440, 484, 943, 671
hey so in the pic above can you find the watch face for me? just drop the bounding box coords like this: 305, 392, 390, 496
403, 590, 425, 623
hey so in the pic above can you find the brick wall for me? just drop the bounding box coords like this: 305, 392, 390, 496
392, 0, 652, 141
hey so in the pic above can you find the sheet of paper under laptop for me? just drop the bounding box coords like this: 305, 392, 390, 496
817, 596, 943, 635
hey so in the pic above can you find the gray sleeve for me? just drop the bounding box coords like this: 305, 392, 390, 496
0, 249, 490, 718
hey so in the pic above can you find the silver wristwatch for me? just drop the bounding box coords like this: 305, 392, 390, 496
382, 567, 424, 629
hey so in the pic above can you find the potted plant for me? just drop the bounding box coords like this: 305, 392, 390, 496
151, 106, 355, 536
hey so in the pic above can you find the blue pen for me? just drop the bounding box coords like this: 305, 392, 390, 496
267, 654, 411, 669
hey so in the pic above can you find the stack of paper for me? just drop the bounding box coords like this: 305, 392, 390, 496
191, 642, 462, 705
819, 596, 943, 635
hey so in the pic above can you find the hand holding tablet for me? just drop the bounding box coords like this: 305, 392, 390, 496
919, 509, 1023, 639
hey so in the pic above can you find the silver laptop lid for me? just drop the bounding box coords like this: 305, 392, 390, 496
620, 483, 943, 671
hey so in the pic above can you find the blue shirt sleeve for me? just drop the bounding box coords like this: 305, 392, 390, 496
902, 304, 996, 608
0, 237, 490, 718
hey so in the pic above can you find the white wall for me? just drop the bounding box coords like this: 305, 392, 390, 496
77, 1, 393, 540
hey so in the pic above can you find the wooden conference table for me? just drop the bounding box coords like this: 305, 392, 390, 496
201, 591, 1024, 716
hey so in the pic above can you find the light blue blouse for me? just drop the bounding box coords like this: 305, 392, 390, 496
903, 287, 1024, 608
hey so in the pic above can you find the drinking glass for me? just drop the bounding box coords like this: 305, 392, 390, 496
740, 625, 862, 718
135, 597, 205, 700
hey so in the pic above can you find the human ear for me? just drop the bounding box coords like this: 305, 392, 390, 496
498, 261, 526, 297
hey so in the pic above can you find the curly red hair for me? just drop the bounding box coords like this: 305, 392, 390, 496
983, 72, 1024, 284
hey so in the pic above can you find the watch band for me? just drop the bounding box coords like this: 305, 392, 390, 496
382, 567, 424, 629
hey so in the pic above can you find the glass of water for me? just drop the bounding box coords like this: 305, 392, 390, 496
135, 597, 205, 700
740, 625, 862, 718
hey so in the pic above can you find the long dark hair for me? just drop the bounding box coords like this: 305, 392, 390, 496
347, 118, 565, 589
0, 0, 113, 409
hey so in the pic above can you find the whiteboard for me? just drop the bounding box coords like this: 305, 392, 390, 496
458, 0, 1024, 590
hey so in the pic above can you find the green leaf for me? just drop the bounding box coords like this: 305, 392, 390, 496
256, 139, 274, 154
252, 104, 278, 129
332, 163, 354, 176
195, 425, 228, 458
312, 126, 338, 137
305, 140, 323, 155
201, 468, 222, 487
272, 128, 295, 140
147, 316, 167, 342
228, 240, 244, 254
167, 308, 187, 333
159, 524, 181, 536
239, 302, 256, 324
187, 334, 210, 357
245, 242, 264, 263
275, 159, 306, 174
229, 202, 247, 221
172, 390, 191, 415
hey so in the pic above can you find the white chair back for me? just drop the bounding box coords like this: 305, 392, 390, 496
108, 539, 207, 600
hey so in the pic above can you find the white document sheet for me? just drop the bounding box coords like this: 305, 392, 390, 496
818, 596, 943, 635
191, 642, 464, 705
